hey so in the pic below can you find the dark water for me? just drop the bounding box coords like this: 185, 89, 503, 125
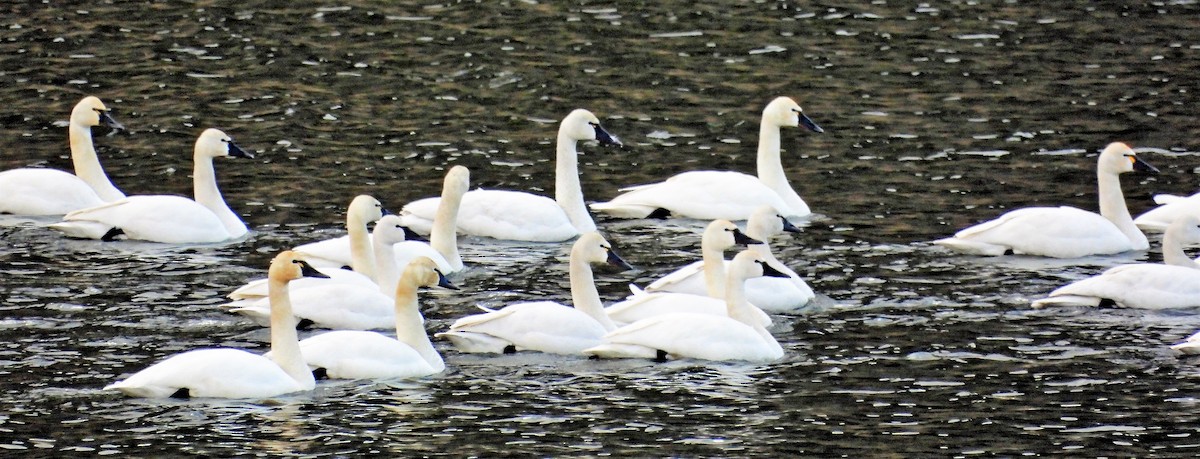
3, 1, 1200, 456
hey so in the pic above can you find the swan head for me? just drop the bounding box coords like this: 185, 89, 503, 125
1099, 142, 1157, 175
402, 257, 458, 292
574, 232, 634, 271
72, 96, 124, 132
562, 109, 622, 147
729, 250, 790, 281
372, 215, 415, 245
196, 128, 253, 160
1165, 215, 1200, 247
270, 250, 330, 282
444, 165, 470, 196
764, 96, 823, 133
705, 219, 762, 251
747, 205, 801, 239
348, 195, 386, 225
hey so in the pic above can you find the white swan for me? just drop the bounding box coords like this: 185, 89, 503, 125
49, 128, 252, 243
281, 257, 456, 380
605, 219, 771, 326
291, 194, 386, 277
1134, 191, 1200, 232
1171, 328, 1200, 354
639, 206, 815, 311
584, 250, 789, 363
436, 232, 633, 354
934, 142, 1158, 258
400, 110, 621, 242
227, 214, 412, 301
0, 96, 126, 215
590, 97, 823, 220
104, 251, 321, 398
299, 166, 467, 274
1031, 215, 1200, 309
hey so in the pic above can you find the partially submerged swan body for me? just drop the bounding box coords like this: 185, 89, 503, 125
591, 97, 823, 220
1134, 191, 1200, 232
934, 142, 1157, 258
50, 128, 252, 243
401, 110, 621, 242
104, 251, 322, 398
1031, 216, 1200, 310
436, 232, 633, 355
0, 96, 126, 215
291, 195, 386, 276
281, 258, 456, 380
585, 250, 790, 363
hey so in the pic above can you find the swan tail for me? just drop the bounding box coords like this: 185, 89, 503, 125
582, 343, 661, 360
931, 237, 1009, 256
223, 304, 273, 326
48, 220, 118, 240
103, 380, 177, 398
1153, 193, 1186, 205
1171, 341, 1200, 355
1030, 295, 1102, 309
434, 331, 513, 354
1132, 216, 1170, 233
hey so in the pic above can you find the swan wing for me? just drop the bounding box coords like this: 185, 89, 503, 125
0, 169, 106, 215
643, 260, 706, 294
441, 301, 607, 354
1038, 264, 1200, 309
1135, 193, 1200, 232
598, 313, 781, 362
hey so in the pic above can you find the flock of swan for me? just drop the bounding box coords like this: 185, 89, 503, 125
3, 95, 1200, 399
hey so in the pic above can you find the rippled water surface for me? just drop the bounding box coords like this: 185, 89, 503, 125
4, 1, 1200, 456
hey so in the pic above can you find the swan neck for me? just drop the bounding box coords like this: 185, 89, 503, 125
1097, 171, 1147, 249
555, 135, 596, 233
268, 278, 316, 388
372, 237, 399, 298
700, 243, 727, 298
347, 215, 378, 281
756, 122, 788, 190
68, 122, 123, 201
570, 255, 616, 331
430, 180, 464, 271
394, 281, 444, 371
723, 272, 757, 326
192, 154, 245, 237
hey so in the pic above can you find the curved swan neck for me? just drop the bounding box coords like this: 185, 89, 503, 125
347, 214, 378, 282
570, 255, 616, 331
430, 178, 464, 271
555, 134, 596, 233
394, 279, 444, 371
701, 243, 728, 298
193, 153, 246, 237
1162, 229, 1200, 269
1097, 171, 1147, 250
69, 122, 124, 201
755, 121, 808, 215
268, 278, 316, 388
723, 271, 759, 327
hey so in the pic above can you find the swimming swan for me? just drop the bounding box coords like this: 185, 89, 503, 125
1031, 215, 1200, 309
227, 214, 413, 301
291, 195, 386, 278
934, 142, 1158, 258
436, 232, 633, 355
590, 97, 823, 220
104, 251, 323, 398
1134, 191, 1200, 232
300, 165, 467, 274
0, 96, 126, 215
400, 110, 621, 242
584, 250, 790, 363
49, 128, 252, 243
605, 219, 770, 326
281, 257, 456, 380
